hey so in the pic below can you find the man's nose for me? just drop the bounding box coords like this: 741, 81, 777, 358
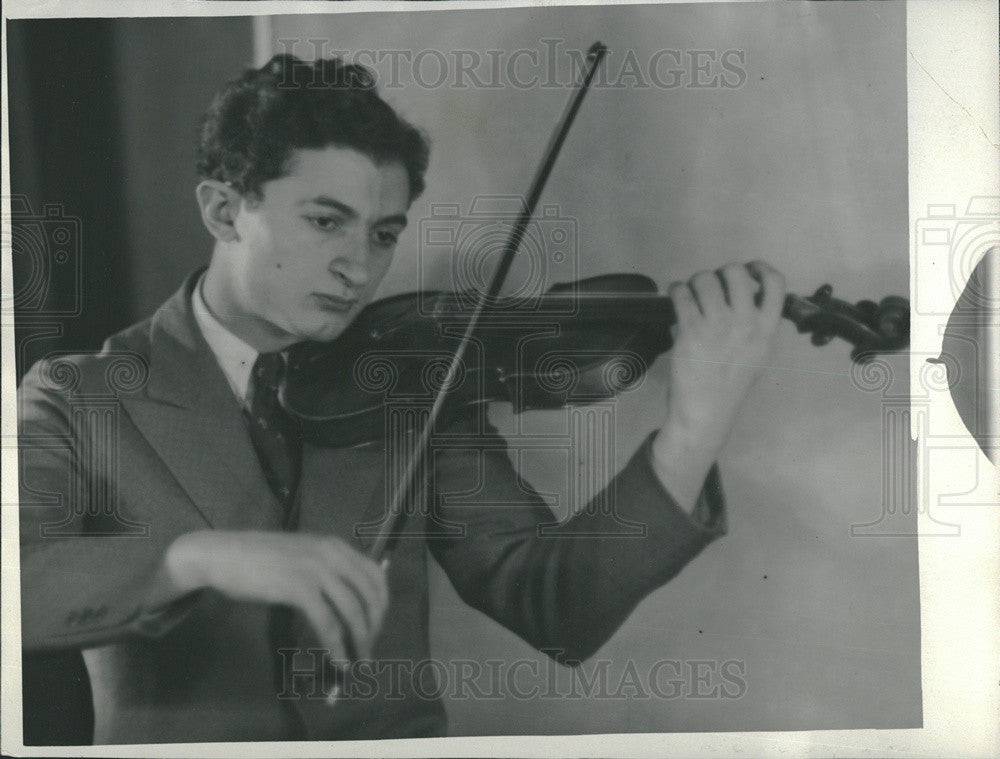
329, 246, 371, 290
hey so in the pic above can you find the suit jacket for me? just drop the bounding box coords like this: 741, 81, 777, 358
18, 270, 727, 743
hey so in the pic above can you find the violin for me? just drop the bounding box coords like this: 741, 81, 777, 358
282, 274, 909, 448
276, 41, 910, 564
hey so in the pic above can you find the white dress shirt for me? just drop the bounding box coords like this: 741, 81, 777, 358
191, 274, 258, 406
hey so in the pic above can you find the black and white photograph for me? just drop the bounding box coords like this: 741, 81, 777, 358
1, 1, 997, 756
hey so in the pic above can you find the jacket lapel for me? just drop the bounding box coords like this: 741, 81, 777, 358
120, 271, 281, 529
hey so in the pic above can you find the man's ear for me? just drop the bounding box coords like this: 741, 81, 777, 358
195, 180, 244, 242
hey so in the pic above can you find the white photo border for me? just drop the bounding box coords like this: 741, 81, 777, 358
1, 1, 997, 756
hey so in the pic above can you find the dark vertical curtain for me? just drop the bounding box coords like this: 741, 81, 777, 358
9, 16, 253, 745
8, 18, 131, 746
8, 18, 131, 378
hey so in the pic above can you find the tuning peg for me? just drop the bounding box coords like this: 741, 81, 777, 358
854, 300, 878, 320
812, 284, 833, 303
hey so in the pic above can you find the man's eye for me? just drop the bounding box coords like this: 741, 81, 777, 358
307, 216, 343, 232
373, 230, 400, 248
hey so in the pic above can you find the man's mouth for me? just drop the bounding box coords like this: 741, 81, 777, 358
313, 293, 358, 312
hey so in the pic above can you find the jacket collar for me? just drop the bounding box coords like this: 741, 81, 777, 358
144, 268, 235, 409
120, 269, 282, 528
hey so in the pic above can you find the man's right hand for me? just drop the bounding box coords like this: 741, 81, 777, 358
159, 530, 389, 663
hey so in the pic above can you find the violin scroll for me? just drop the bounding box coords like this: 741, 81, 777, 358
782, 284, 909, 363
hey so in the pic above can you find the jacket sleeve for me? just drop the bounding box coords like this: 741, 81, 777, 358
427, 408, 726, 664
17, 359, 200, 651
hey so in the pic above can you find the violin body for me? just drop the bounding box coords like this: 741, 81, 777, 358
284, 274, 670, 446
283, 273, 909, 447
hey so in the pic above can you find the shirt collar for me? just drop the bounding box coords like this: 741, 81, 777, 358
191, 274, 258, 403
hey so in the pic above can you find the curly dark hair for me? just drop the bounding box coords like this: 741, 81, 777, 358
196, 54, 430, 201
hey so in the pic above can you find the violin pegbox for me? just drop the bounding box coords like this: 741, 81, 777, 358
784, 284, 909, 363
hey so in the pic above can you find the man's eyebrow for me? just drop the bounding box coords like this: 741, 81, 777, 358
300, 196, 358, 217
300, 197, 407, 228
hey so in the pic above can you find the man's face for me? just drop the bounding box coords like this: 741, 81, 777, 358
230, 146, 411, 345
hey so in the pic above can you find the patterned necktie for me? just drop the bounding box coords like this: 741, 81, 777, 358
247, 352, 309, 715
245, 352, 302, 525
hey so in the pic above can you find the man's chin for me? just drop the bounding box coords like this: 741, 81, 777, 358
297, 317, 351, 344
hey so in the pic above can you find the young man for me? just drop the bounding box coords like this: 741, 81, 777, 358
17, 55, 785, 742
